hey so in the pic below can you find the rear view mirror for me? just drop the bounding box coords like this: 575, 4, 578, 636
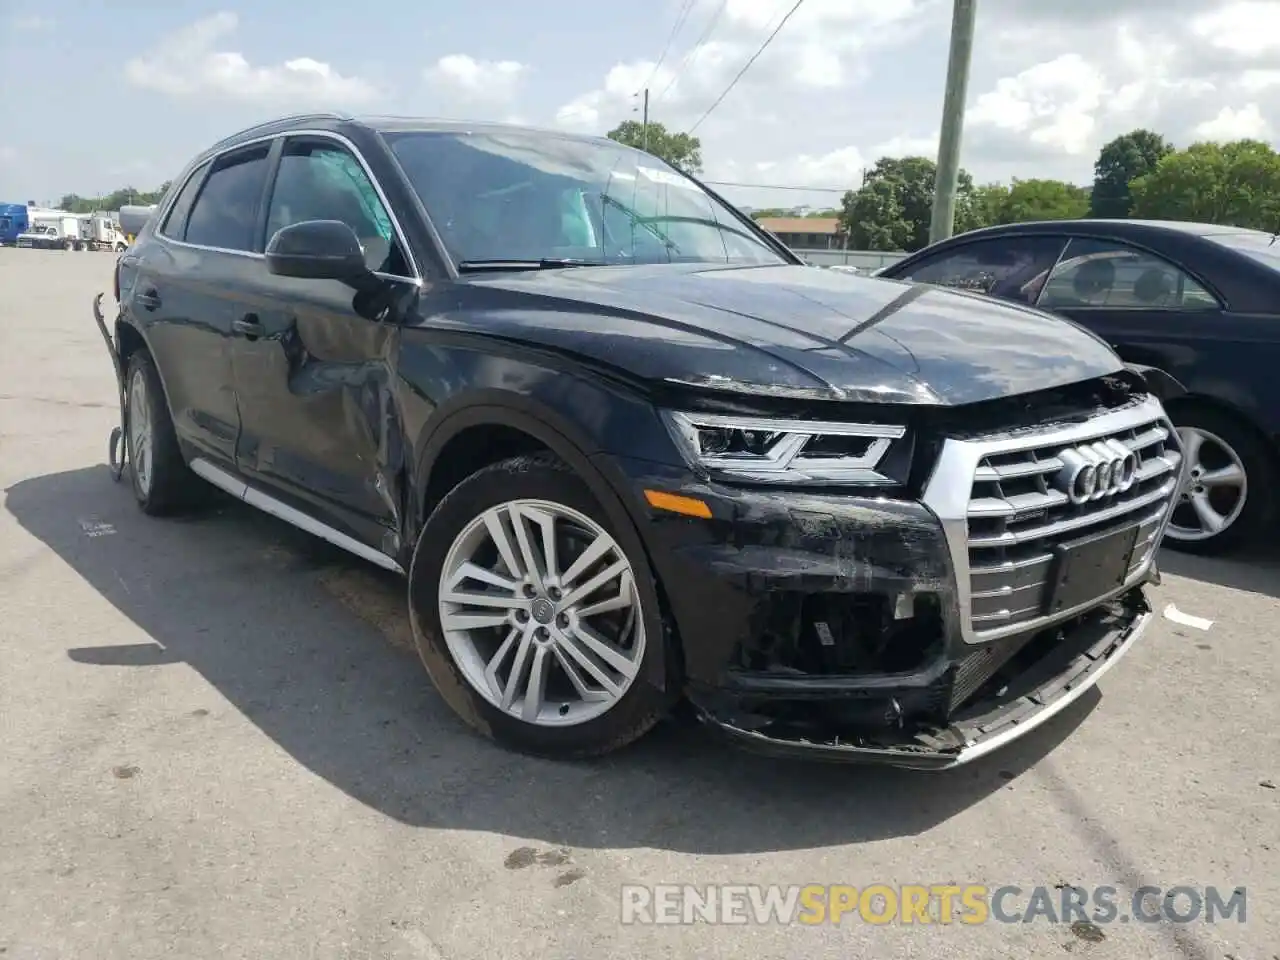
266, 220, 369, 281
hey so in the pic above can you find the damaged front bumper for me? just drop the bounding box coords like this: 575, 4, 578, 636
695, 589, 1153, 768
609, 418, 1172, 768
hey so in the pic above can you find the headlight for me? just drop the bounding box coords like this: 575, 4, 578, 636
661, 410, 909, 486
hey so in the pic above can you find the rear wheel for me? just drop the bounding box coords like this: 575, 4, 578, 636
125, 351, 199, 515
408, 453, 671, 759
1164, 405, 1274, 555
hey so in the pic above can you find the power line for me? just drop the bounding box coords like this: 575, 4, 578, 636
653, 0, 730, 104
704, 180, 851, 193
638, 0, 698, 95
689, 0, 806, 133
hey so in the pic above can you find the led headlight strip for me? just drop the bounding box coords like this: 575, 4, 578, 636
662, 411, 907, 484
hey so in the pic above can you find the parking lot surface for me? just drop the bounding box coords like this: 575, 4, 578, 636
1, 248, 1276, 960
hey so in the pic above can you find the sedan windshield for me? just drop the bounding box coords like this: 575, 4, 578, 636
383, 129, 786, 269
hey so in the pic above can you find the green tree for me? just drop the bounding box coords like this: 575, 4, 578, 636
838, 156, 974, 252
606, 120, 702, 172
959, 182, 1009, 232
839, 178, 910, 251
57, 184, 170, 213
1129, 139, 1280, 229
1090, 129, 1173, 218
998, 178, 1090, 222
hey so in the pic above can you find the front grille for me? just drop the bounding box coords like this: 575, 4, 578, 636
962, 407, 1181, 639
950, 633, 1029, 709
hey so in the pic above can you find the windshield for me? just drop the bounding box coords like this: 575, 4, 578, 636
383, 129, 785, 268
1210, 231, 1280, 270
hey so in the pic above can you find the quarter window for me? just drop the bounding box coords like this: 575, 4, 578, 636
184, 147, 271, 252
158, 161, 210, 240
1037, 238, 1220, 310
265, 139, 410, 276
898, 236, 1067, 305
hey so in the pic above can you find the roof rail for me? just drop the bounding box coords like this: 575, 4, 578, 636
206, 112, 347, 153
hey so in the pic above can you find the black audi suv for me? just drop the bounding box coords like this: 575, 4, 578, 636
103, 114, 1182, 766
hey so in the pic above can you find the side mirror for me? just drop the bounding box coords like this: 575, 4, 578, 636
266, 220, 369, 281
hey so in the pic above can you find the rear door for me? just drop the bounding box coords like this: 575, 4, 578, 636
1031, 237, 1237, 387
128, 146, 274, 467
227, 133, 418, 545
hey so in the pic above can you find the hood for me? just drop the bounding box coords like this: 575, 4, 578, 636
455, 263, 1125, 406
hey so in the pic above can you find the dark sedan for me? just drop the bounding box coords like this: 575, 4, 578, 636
880, 219, 1280, 554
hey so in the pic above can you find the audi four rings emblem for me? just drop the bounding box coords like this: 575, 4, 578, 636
1055, 440, 1139, 504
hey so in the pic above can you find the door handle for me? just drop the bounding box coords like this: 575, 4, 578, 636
135, 290, 161, 311
232, 314, 264, 339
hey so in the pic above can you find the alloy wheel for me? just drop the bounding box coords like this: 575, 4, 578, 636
1166, 426, 1247, 542
437, 499, 645, 727
129, 369, 153, 496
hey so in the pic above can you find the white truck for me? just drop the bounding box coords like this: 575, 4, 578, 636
77, 215, 128, 252
15, 215, 81, 250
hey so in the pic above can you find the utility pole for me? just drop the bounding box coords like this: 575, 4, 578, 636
642, 88, 649, 152
929, 0, 977, 244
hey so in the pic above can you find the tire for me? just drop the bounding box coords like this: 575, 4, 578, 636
1163, 404, 1275, 555
408, 452, 673, 759
125, 351, 198, 515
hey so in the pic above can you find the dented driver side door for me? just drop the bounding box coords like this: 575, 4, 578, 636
228, 133, 417, 547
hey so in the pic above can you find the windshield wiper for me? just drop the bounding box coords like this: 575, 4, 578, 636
457, 258, 608, 273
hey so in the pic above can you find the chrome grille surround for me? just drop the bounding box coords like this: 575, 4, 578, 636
921, 395, 1182, 645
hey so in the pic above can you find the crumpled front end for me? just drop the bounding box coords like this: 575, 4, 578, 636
697, 588, 1154, 769
620, 389, 1181, 768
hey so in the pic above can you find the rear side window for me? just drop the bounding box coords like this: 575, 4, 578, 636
897, 236, 1068, 305
184, 147, 271, 252
158, 161, 210, 240
1037, 238, 1220, 310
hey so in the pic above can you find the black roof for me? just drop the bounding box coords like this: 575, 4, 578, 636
202, 112, 614, 159
956, 218, 1272, 242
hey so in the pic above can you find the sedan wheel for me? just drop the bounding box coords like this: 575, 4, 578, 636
1167, 427, 1247, 543
437, 498, 645, 727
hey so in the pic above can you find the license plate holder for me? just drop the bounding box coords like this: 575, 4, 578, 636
1045, 524, 1141, 615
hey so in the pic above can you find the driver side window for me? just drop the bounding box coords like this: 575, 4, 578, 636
899, 236, 1067, 305
265, 138, 411, 277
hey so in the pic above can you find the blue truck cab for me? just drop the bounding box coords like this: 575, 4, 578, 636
0, 203, 32, 246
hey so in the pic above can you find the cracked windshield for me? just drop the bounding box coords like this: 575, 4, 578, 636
388, 129, 785, 267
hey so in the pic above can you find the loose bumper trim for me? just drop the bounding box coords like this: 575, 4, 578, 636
695, 591, 1153, 769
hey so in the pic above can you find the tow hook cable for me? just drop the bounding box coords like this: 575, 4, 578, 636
92, 292, 129, 482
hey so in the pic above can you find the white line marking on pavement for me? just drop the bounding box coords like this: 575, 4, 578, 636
1163, 603, 1214, 631
78, 519, 116, 538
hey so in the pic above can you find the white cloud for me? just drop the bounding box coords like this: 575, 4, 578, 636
968, 54, 1106, 155
1191, 1, 1280, 58
0, 146, 16, 164
11, 14, 54, 30
426, 54, 526, 104
1194, 104, 1272, 140
124, 12, 380, 107
554, 0, 932, 135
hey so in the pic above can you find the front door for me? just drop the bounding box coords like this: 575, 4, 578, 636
228, 134, 419, 548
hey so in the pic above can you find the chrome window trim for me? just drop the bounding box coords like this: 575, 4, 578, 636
920, 394, 1181, 646
154, 128, 423, 286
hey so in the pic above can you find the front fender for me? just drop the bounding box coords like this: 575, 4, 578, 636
1126, 363, 1187, 403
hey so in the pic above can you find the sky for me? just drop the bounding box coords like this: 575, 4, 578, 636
1, 0, 1279, 212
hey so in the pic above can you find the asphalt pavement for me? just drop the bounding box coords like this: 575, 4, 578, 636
0, 248, 1276, 960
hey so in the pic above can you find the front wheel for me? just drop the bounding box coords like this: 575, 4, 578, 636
1164, 405, 1275, 555
408, 453, 672, 759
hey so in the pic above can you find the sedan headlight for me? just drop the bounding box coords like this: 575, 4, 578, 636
661, 410, 910, 486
